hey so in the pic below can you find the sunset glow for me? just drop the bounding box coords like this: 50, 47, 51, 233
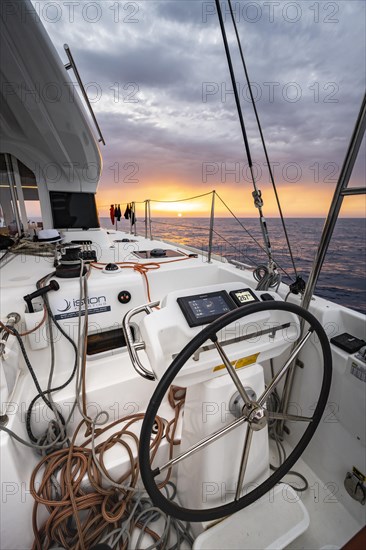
97, 181, 365, 219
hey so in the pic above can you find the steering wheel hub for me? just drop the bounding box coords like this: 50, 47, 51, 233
246, 405, 267, 431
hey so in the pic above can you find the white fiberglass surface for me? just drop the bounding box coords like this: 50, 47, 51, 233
1, 231, 365, 549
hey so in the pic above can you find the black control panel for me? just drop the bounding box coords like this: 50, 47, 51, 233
177, 288, 266, 327
330, 332, 366, 354
229, 288, 259, 307
260, 293, 275, 301
177, 291, 235, 327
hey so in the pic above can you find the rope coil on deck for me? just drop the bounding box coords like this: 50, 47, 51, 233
30, 388, 188, 550
0, 260, 191, 548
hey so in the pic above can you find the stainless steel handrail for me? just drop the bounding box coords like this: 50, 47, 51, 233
129, 201, 138, 236
302, 91, 366, 311
122, 302, 159, 381
4, 154, 22, 236
277, 91, 366, 438
144, 200, 153, 240
148, 200, 153, 240
64, 44, 106, 146
341, 187, 366, 196
207, 190, 215, 263
144, 200, 148, 239
133, 202, 137, 237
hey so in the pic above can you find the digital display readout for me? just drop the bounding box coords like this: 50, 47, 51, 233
229, 288, 259, 307
177, 291, 235, 327
233, 290, 256, 304
188, 296, 231, 319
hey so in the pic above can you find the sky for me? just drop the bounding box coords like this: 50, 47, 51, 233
33, 0, 365, 217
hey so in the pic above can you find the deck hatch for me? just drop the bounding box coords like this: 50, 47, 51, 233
133, 249, 186, 259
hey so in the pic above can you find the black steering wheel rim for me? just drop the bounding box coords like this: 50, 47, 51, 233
139, 300, 332, 522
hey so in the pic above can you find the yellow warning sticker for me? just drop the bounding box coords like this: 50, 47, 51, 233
213, 353, 259, 373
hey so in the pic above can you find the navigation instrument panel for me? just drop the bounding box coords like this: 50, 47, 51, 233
229, 288, 259, 307
177, 291, 235, 327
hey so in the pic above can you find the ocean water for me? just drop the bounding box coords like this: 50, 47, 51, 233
101, 217, 365, 314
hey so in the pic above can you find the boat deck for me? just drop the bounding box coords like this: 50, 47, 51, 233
1, 228, 365, 549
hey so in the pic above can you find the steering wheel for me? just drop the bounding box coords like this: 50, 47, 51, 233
139, 301, 332, 522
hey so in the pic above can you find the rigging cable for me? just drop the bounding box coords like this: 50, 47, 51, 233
99, 191, 220, 209
0, 268, 85, 451
227, 0, 298, 280
215, 191, 293, 279
214, 0, 277, 290
150, 191, 214, 203
5, 325, 67, 447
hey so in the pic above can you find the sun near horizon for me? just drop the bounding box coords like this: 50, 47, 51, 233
96, 180, 365, 219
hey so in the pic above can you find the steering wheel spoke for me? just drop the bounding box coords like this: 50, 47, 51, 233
154, 414, 249, 477
265, 411, 313, 423
212, 338, 255, 409
258, 328, 314, 406
235, 426, 253, 500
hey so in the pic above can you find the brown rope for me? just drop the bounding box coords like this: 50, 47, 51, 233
31, 401, 185, 548
90, 257, 193, 302
27, 264, 187, 548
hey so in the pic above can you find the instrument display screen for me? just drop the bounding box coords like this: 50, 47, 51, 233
177, 291, 235, 327
229, 288, 259, 307
50, 191, 100, 229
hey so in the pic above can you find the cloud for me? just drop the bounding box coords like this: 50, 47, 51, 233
34, 0, 366, 213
